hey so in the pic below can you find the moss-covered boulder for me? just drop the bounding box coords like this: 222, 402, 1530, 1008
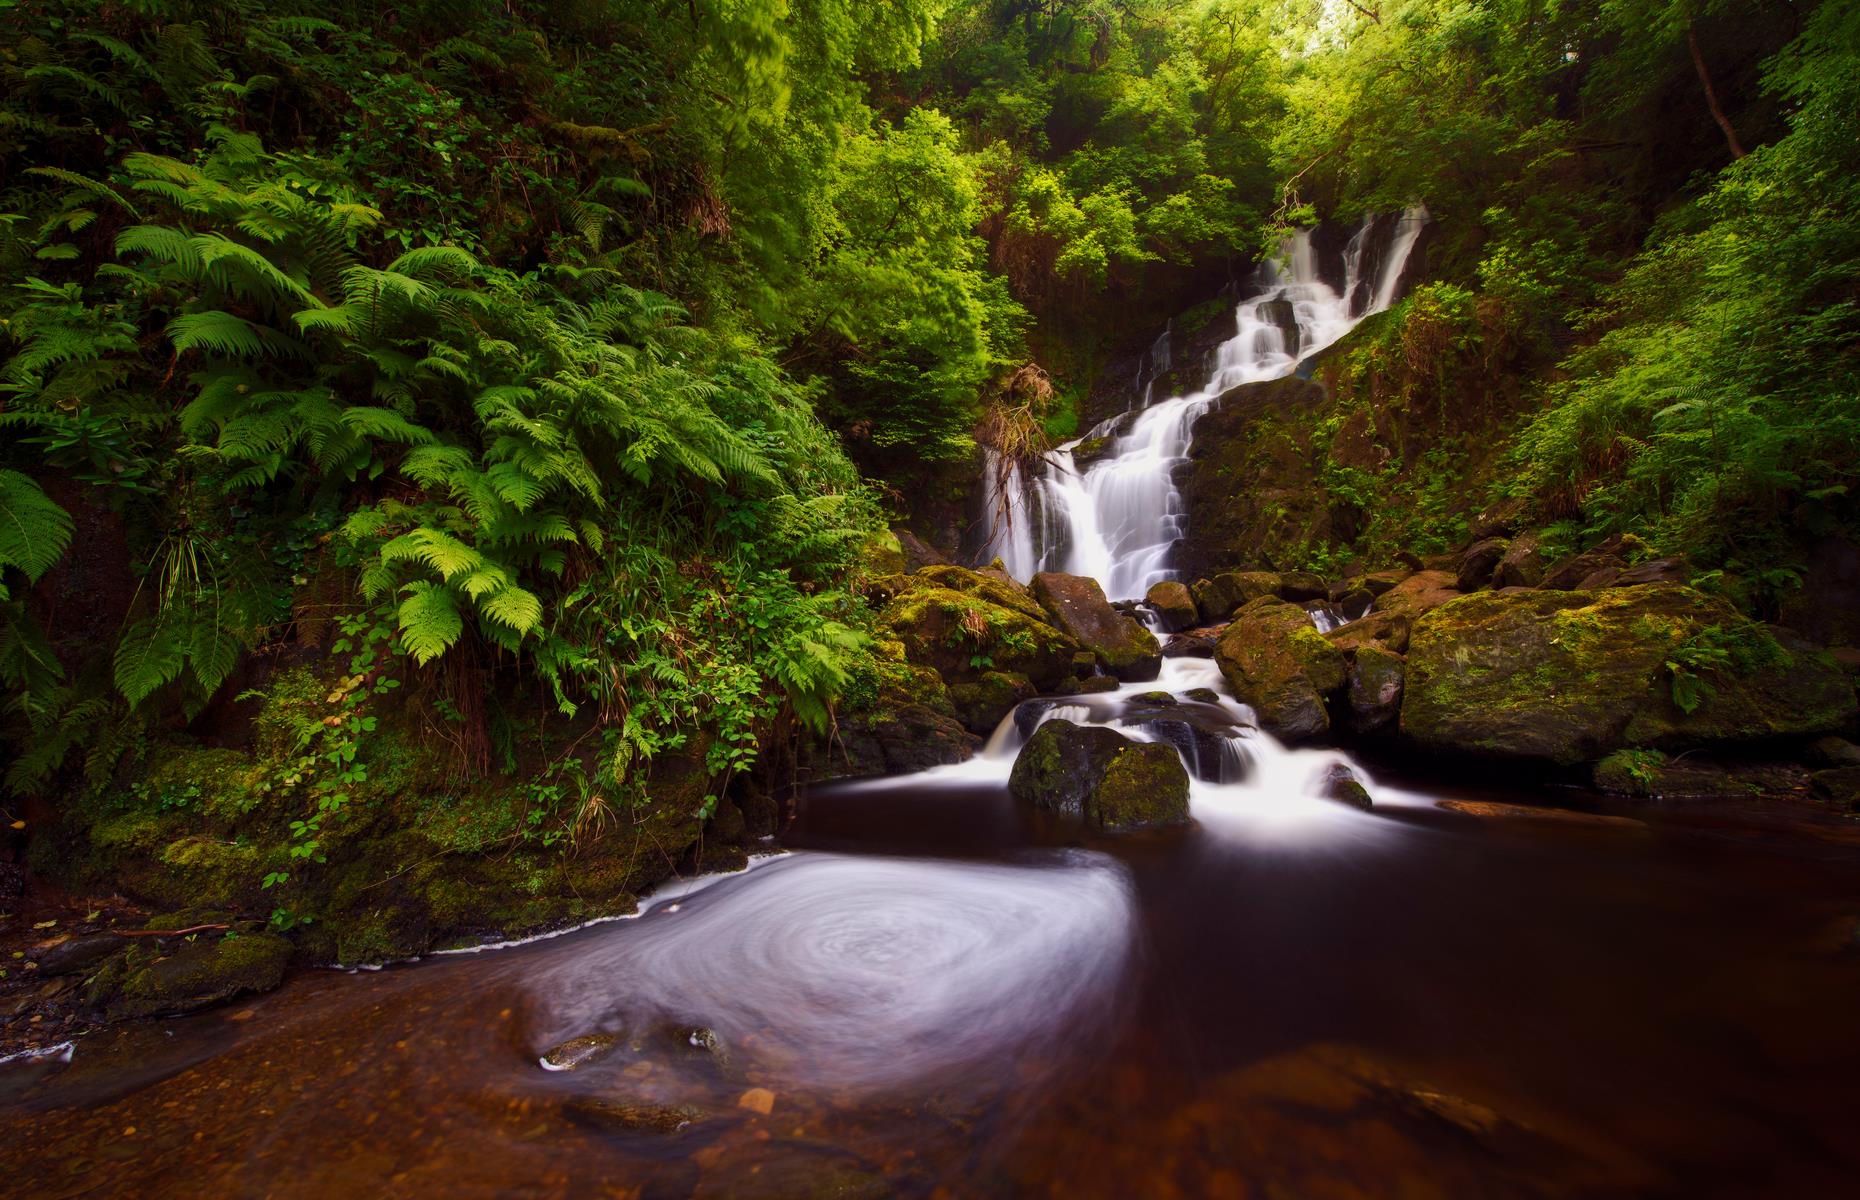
87, 928, 291, 1021
1007, 720, 1190, 831
1145, 580, 1198, 632
807, 649, 980, 779
1030, 572, 1161, 681
1492, 531, 1545, 589
877, 571, 1078, 690
947, 670, 1036, 735
1191, 571, 1282, 624
1346, 645, 1405, 733
1213, 598, 1348, 741
1402, 585, 1857, 765
1276, 572, 1329, 602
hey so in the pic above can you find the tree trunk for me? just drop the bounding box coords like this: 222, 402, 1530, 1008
1687, 16, 1746, 160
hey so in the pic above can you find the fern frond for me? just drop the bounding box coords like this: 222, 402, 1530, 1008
0, 471, 75, 582
397, 581, 463, 665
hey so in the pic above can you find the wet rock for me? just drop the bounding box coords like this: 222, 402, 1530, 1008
1128, 690, 1177, 706
1191, 571, 1281, 623
668, 1024, 732, 1068
1592, 753, 1793, 799
1031, 572, 1161, 681
1810, 736, 1860, 768
893, 529, 949, 572
1277, 571, 1328, 602
564, 1098, 705, 1135
1359, 568, 1409, 596
1371, 570, 1461, 621
1491, 531, 1545, 589
1120, 705, 1254, 783
33, 934, 124, 977
1346, 645, 1405, 733
1070, 434, 1115, 469
1333, 586, 1374, 614
1145, 580, 1198, 632
86, 930, 291, 1022
1162, 634, 1217, 659
1213, 598, 1347, 741
1812, 767, 1860, 812
541, 1032, 620, 1071
1455, 538, 1508, 592
1403, 586, 1856, 765
1540, 534, 1639, 590
947, 670, 1036, 735
1079, 675, 1121, 694
1325, 611, 1411, 656
1008, 720, 1190, 830
1181, 688, 1222, 704
736, 783, 779, 839
1317, 763, 1373, 810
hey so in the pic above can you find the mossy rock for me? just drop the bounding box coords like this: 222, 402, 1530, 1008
1213, 598, 1348, 741
877, 580, 1078, 690
1145, 580, 1198, 632
89, 930, 291, 1021
947, 670, 1036, 735
1372, 570, 1462, 620
1030, 572, 1161, 680
1192, 571, 1281, 623
1402, 585, 1857, 765
1007, 719, 1189, 831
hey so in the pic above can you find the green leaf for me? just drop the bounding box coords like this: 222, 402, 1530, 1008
397, 582, 463, 665
0, 470, 75, 581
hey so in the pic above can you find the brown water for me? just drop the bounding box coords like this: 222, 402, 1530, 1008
7, 768, 1860, 1199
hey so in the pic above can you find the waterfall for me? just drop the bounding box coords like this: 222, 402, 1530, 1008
980, 207, 1428, 600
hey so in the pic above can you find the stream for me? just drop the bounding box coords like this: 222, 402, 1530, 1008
8, 215, 1860, 1197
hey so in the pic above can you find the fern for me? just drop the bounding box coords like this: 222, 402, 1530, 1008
397, 582, 464, 664
0, 471, 74, 581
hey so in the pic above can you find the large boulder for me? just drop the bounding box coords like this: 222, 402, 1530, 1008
805, 650, 980, 779
1324, 611, 1412, 656
1007, 720, 1191, 831
1191, 571, 1281, 623
878, 570, 1079, 690
1371, 570, 1462, 621
1031, 572, 1161, 680
947, 670, 1036, 735
85, 927, 292, 1022
1213, 598, 1348, 741
1145, 580, 1198, 633
1402, 585, 1857, 765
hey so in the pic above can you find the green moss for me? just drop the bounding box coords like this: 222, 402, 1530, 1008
1093, 743, 1191, 830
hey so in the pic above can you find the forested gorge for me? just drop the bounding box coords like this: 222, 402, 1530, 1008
4, 3, 1860, 1191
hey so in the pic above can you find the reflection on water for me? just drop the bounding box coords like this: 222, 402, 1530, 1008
9, 755, 1860, 1195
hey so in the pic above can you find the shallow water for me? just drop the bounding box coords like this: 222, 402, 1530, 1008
8, 752, 1860, 1198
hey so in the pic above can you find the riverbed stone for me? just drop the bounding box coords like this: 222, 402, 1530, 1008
1213, 598, 1348, 741
1317, 763, 1373, 810
1008, 720, 1190, 830
1401, 585, 1857, 765
564, 1098, 705, 1134
1031, 572, 1161, 681
541, 1032, 619, 1071
1145, 580, 1198, 632
1277, 571, 1329, 602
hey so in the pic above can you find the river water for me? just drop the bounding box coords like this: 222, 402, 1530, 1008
7, 725, 1860, 1197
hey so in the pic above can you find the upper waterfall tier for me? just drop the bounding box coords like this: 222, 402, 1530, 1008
981, 207, 1428, 600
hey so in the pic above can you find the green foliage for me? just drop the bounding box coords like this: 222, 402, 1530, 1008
1511, 1, 1860, 580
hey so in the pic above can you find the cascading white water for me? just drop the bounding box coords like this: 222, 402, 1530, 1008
982, 207, 1428, 599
